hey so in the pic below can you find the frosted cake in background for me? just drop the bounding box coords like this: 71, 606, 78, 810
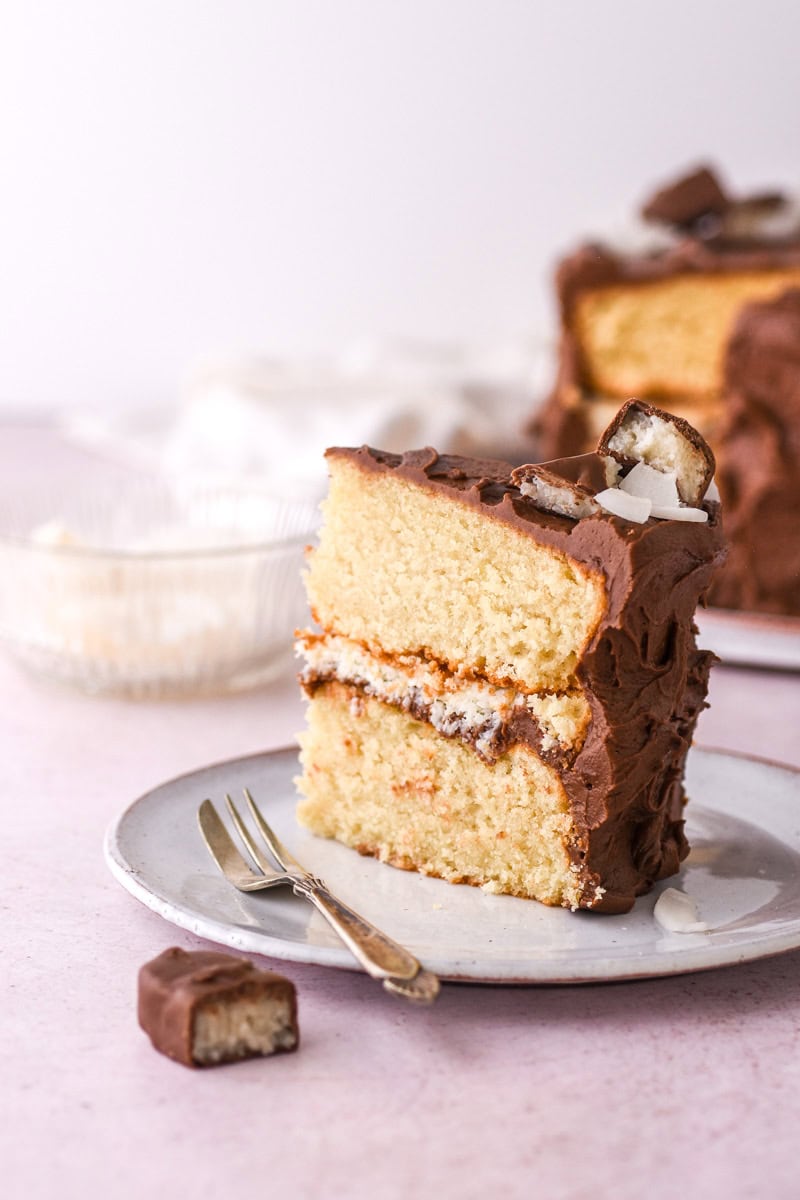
534, 164, 800, 615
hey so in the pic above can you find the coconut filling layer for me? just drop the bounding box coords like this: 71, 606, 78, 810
297, 632, 591, 764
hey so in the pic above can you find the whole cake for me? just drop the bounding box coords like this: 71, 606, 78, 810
296, 401, 725, 914
534, 163, 800, 615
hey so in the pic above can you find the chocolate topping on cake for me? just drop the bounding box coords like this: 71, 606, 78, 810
708, 287, 800, 614
641, 165, 729, 230
640, 164, 799, 246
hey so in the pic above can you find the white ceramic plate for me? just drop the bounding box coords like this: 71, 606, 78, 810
697, 607, 800, 671
105, 746, 800, 985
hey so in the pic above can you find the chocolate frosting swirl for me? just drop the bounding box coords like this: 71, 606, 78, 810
708, 288, 800, 614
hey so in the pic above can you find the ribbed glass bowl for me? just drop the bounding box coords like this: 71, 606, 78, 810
0, 477, 319, 697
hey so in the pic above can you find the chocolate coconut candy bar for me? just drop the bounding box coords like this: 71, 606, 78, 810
138, 948, 298, 1067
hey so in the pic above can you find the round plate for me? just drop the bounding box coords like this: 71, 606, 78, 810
104, 746, 800, 984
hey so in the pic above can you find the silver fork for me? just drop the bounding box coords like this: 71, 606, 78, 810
198, 789, 440, 1004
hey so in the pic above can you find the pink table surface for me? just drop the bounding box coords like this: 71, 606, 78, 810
3, 650, 800, 1200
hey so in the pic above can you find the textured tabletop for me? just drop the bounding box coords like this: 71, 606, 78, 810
3, 650, 800, 1200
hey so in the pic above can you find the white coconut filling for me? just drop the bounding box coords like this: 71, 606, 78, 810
606, 410, 708, 505
597, 461, 710, 524
517, 477, 598, 520
297, 634, 589, 759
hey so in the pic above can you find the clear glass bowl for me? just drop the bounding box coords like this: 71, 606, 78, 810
0, 475, 319, 698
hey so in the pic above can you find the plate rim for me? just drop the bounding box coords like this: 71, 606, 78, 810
104, 744, 800, 987
697, 606, 800, 672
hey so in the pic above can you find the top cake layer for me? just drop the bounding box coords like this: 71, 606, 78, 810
306, 419, 723, 698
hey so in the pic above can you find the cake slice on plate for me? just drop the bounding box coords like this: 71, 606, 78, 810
296, 401, 725, 914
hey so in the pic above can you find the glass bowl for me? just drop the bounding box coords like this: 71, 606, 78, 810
0, 475, 319, 697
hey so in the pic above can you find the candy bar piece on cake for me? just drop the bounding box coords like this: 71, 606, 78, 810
138, 948, 298, 1067
296, 402, 725, 914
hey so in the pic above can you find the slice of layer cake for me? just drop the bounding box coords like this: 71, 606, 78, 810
296, 402, 725, 914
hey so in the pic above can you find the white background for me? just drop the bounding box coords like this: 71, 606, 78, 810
1, 0, 798, 414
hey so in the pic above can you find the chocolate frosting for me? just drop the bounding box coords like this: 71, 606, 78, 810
138, 948, 298, 1066
708, 288, 800, 614
326, 444, 725, 913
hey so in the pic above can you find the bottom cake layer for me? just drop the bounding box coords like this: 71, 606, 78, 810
296, 681, 598, 910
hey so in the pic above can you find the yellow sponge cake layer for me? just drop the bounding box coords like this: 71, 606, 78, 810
306, 452, 606, 694
297, 683, 592, 909
575, 268, 800, 400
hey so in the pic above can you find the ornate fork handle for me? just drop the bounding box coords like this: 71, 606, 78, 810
293, 875, 421, 982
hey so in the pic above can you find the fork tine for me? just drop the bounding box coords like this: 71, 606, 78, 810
198, 800, 262, 888
224, 793, 279, 876
243, 787, 300, 871
198, 799, 286, 892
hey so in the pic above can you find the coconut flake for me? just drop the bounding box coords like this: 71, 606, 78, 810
704, 477, 721, 503
650, 504, 708, 522
619, 462, 681, 507
595, 488, 652, 523
653, 888, 708, 933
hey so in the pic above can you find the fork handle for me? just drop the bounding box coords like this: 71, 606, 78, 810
296, 882, 421, 982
